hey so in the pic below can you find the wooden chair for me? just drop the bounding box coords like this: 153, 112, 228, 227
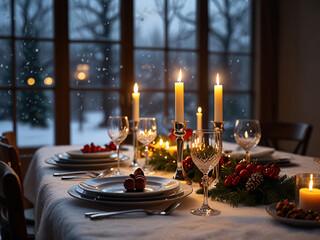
260, 122, 313, 155
0, 161, 34, 239
1, 132, 17, 148
0, 142, 35, 224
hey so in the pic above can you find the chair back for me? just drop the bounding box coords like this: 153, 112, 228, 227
0, 142, 23, 184
1, 132, 17, 148
260, 122, 312, 155
0, 161, 28, 240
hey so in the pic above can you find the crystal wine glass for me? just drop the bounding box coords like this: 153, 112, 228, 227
107, 116, 129, 176
234, 119, 261, 163
190, 130, 222, 216
137, 118, 157, 174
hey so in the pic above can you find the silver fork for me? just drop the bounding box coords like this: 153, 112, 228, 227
61, 169, 112, 180
53, 171, 99, 177
86, 202, 181, 220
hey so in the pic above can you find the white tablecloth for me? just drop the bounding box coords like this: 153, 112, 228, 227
23, 144, 320, 240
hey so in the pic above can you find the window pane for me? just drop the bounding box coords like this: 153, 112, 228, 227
70, 91, 119, 145
169, 93, 198, 131
168, 51, 197, 90
134, 0, 165, 48
208, 93, 251, 141
209, 0, 251, 53
0, 39, 12, 86
15, 0, 53, 38
168, 0, 196, 49
69, 0, 120, 41
0, 0, 11, 36
16, 90, 54, 146
70, 43, 120, 89
208, 54, 251, 91
140, 92, 166, 134
0, 90, 13, 134
15, 40, 55, 87
134, 50, 164, 90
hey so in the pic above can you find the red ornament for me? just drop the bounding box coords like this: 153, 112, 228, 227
246, 163, 257, 173
239, 169, 251, 179
257, 165, 265, 172
235, 164, 246, 175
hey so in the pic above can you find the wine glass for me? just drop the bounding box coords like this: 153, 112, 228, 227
190, 130, 222, 216
107, 116, 129, 176
234, 119, 261, 163
137, 118, 157, 174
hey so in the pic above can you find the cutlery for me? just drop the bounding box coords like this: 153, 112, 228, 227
53, 171, 99, 176
87, 202, 181, 220
61, 168, 112, 180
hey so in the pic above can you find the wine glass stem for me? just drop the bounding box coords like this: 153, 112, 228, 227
245, 150, 250, 163
202, 174, 209, 207
117, 144, 121, 174
144, 145, 149, 169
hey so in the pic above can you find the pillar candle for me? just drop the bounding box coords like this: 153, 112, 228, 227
299, 175, 320, 212
132, 83, 140, 122
196, 107, 202, 130
214, 73, 223, 122
175, 69, 184, 122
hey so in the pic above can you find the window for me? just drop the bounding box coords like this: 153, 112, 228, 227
0, 0, 254, 147
0, 0, 55, 147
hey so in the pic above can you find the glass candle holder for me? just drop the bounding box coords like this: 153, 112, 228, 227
295, 173, 320, 212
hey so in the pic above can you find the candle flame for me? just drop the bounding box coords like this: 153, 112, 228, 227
309, 179, 313, 192
198, 107, 202, 113
166, 141, 169, 149
244, 131, 248, 139
159, 138, 163, 146
178, 69, 182, 83
134, 83, 138, 93
216, 73, 220, 85
309, 174, 313, 191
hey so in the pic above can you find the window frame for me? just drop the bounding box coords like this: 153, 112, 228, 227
0, 0, 255, 150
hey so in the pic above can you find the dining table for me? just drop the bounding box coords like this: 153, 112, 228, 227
23, 144, 320, 240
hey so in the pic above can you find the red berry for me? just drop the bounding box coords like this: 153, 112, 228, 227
235, 164, 246, 175
239, 169, 251, 179
92, 146, 97, 153
246, 164, 257, 173
97, 146, 102, 152
224, 179, 232, 187
199, 182, 204, 188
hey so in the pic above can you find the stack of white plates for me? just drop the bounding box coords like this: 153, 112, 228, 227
68, 176, 193, 206
45, 150, 129, 169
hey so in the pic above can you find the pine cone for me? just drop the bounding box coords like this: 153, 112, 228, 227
246, 172, 264, 192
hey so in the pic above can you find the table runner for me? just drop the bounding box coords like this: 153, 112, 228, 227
23, 145, 320, 240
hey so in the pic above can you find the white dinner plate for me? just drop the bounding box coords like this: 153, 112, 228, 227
68, 183, 192, 206
266, 202, 320, 228
45, 155, 129, 169
55, 152, 121, 164
66, 150, 117, 159
76, 185, 183, 202
257, 154, 293, 165
78, 176, 181, 198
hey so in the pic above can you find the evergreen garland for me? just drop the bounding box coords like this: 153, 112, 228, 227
147, 135, 295, 207
197, 159, 295, 207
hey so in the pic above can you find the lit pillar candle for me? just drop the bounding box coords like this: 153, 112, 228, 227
132, 83, 140, 122
214, 73, 223, 122
196, 107, 202, 130
299, 174, 320, 212
175, 69, 184, 122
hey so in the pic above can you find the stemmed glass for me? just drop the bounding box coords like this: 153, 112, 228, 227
137, 118, 157, 174
190, 130, 222, 216
234, 119, 261, 163
107, 116, 129, 176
